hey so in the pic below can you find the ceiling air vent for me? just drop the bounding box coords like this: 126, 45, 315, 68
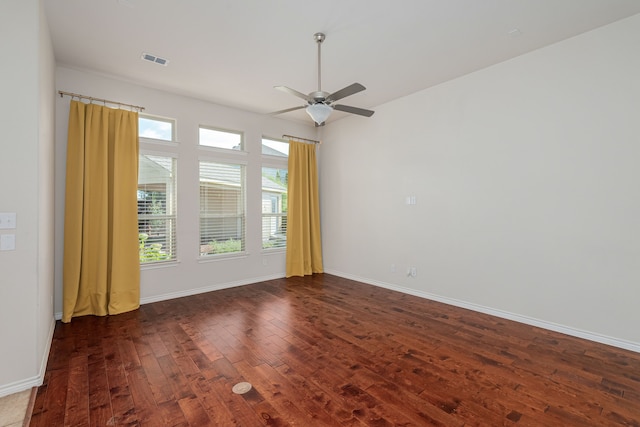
141, 52, 169, 66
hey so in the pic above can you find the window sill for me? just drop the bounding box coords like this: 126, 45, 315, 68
198, 252, 249, 263
261, 247, 286, 254
140, 260, 180, 270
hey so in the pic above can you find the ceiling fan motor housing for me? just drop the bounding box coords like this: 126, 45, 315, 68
310, 91, 330, 103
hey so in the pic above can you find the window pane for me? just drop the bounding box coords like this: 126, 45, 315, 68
262, 167, 287, 249
199, 127, 243, 150
138, 155, 177, 263
139, 116, 174, 141
200, 161, 245, 256
262, 138, 289, 157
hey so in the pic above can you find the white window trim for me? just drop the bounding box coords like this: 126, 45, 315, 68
138, 152, 179, 265
198, 159, 247, 259
199, 125, 245, 152
139, 113, 177, 143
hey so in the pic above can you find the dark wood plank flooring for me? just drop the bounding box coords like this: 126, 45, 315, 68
31, 274, 640, 426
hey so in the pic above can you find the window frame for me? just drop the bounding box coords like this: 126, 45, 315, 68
139, 113, 177, 143
261, 164, 288, 251
261, 137, 289, 252
198, 158, 247, 259
137, 151, 179, 266
199, 125, 245, 152
261, 137, 289, 158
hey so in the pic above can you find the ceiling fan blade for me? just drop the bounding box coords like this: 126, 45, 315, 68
326, 83, 366, 103
333, 104, 375, 117
274, 86, 312, 102
268, 105, 306, 116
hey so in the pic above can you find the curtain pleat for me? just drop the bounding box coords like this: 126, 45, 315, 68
62, 101, 140, 322
285, 140, 323, 277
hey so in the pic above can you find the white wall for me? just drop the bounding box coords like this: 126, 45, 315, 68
0, 0, 56, 396
319, 14, 640, 351
53, 67, 317, 315
37, 0, 56, 385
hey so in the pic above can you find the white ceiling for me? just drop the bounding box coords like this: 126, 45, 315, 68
44, 0, 640, 125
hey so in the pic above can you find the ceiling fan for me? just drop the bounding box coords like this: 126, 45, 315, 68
271, 32, 374, 126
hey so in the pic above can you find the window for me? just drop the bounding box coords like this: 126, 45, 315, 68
262, 166, 287, 249
139, 115, 175, 142
199, 161, 245, 256
138, 154, 177, 264
199, 126, 243, 150
261, 137, 288, 250
262, 138, 289, 157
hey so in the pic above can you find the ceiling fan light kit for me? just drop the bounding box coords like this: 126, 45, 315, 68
271, 32, 374, 125
306, 103, 332, 124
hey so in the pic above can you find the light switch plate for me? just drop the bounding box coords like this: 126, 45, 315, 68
0, 234, 16, 251
0, 212, 16, 229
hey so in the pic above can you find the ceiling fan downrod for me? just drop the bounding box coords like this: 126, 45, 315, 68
313, 32, 326, 101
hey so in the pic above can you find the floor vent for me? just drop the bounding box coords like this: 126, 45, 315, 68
232, 382, 252, 395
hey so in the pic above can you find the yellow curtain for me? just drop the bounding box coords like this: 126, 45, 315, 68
286, 140, 323, 277
62, 101, 140, 322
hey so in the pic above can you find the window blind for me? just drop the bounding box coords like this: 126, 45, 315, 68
199, 161, 245, 256
138, 154, 177, 263
261, 166, 288, 249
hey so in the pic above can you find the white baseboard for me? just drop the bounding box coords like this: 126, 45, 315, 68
54, 274, 288, 320
39, 317, 56, 380
0, 376, 40, 399
0, 316, 55, 399
325, 269, 640, 354
139, 273, 286, 305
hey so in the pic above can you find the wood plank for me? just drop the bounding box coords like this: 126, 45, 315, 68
155, 354, 197, 401
87, 360, 114, 427
28, 374, 49, 427
31, 274, 640, 426
189, 375, 242, 426
33, 368, 69, 427
103, 335, 139, 426
176, 394, 212, 426
124, 367, 165, 425
274, 363, 369, 427
139, 353, 174, 405
234, 360, 337, 426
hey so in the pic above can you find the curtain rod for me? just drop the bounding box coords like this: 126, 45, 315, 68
282, 134, 321, 144
58, 90, 145, 112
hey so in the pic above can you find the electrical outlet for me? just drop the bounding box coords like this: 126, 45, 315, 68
407, 266, 417, 278
0, 213, 16, 229
405, 196, 417, 205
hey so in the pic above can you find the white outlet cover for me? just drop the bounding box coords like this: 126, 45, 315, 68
0, 212, 17, 229
0, 234, 16, 250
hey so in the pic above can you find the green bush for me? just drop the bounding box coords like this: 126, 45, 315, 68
205, 238, 241, 254
139, 233, 168, 262
262, 240, 275, 249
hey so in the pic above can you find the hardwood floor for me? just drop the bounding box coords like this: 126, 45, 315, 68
31, 274, 640, 426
